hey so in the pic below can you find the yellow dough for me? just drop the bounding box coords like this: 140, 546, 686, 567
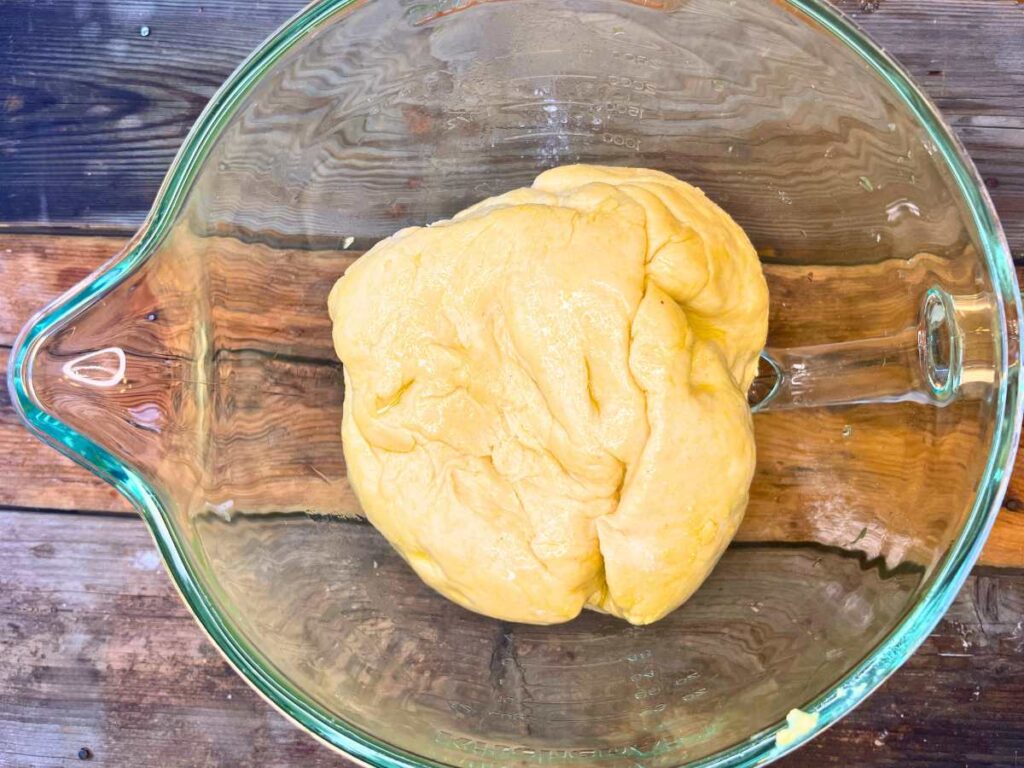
328, 165, 768, 625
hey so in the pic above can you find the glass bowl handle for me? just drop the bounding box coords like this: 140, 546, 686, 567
751, 287, 988, 412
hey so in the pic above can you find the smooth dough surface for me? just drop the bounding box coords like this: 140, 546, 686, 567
329, 165, 769, 625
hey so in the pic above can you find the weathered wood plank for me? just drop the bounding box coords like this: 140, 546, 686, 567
832, 0, 1024, 253
0, 348, 131, 514
779, 565, 1024, 767
0, 509, 1021, 767
2, 233, 1023, 565
0, 235, 133, 512
0, 234, 121, 344
0, 0, 305, 230
2, 2, 1022, 766
1, 0, 1023, 261
0, 509, 338, 767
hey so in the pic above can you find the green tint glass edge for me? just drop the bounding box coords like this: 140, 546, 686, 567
6, 0, 1021, 765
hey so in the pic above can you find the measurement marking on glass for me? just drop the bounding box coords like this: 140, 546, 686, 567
510, 73, 599, 81
607, 74, 657, 94
602, 132, 642, 151
611, 50, 661, 70
625, 648, 668, 715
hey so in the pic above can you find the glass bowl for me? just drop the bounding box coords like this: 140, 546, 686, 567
8, 0, 1022, 765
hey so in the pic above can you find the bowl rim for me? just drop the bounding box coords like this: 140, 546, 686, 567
7, 0, 1023, 765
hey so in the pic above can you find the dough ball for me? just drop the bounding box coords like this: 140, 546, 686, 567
329, 165, 768, 625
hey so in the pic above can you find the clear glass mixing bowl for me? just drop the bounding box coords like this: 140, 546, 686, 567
8, 0, 1022, 765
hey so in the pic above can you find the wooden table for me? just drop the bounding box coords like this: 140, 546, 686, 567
2, 1, 1023, 765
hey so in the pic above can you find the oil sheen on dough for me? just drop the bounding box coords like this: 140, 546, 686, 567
329, 165, 769, 625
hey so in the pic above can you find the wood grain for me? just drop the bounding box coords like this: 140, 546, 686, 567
0, 234, 123, 344
985, 444, 1024, 568
0, 0, 305, 230
0, 509, 334, 767
0, 348, 130, 514
779, 565, 1024, 768
2, 1, 1022, 765
0, 508, 1021, 767
833, 0, 1024, 264
0, 235, 133, 512
2, 0, 1022, 260
2, 232, 1022, 564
